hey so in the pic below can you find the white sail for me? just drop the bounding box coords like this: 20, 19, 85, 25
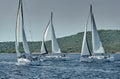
15, 0, 21, 57
51, 12, 61, 53
41, 12, 61, 54
15, 0, 30, 57
90, 5, 105, 54
41, 20, 50, 54
21, 0, 30, 55
41, 41, 47, 54
81, 16, 91, 56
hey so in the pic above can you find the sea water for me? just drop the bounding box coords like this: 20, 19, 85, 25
0, 53, 120, 79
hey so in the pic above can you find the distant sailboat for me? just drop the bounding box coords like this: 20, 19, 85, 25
15, 0, 40, 65
89, 5, 107, 60
41, 12, 67, 60
89, 5, 114, 61
80, 4, 113, 61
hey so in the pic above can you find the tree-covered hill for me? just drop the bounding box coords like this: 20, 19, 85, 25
0, 30, 119, 53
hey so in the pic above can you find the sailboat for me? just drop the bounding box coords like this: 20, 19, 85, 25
40, 12, 67, 60
89, 5, 107, 59
89, 5, 114, 61
15, 0, 40, 65
80, 4, 114, 61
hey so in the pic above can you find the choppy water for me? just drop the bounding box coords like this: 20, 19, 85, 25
0, 53, 120, 79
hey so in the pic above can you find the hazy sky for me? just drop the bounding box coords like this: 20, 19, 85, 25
0, 0, 120, 42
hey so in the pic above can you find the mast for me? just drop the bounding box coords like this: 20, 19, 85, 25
51, 12, 61, 53
90, 5, 105, 54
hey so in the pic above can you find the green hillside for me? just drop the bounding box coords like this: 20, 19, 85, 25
0, 30, 120, 53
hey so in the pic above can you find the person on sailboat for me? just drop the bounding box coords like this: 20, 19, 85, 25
61, 54, 66, 57
18, 54, 26, 58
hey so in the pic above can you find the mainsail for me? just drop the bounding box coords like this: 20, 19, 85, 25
51, 12, 61, 53
81, 16, 91, 56
90, 5, 105, 54
15, 0, 30, 57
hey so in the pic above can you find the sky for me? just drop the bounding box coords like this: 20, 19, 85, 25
0, 0, 120, 42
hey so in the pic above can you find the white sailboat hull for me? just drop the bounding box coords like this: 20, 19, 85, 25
44, 54, 68, 61
90, 55, 106, 59
17, 58, 30, 65
80, 56, 93, 62
16, 58, 40, 65
89, 54, 114, 62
